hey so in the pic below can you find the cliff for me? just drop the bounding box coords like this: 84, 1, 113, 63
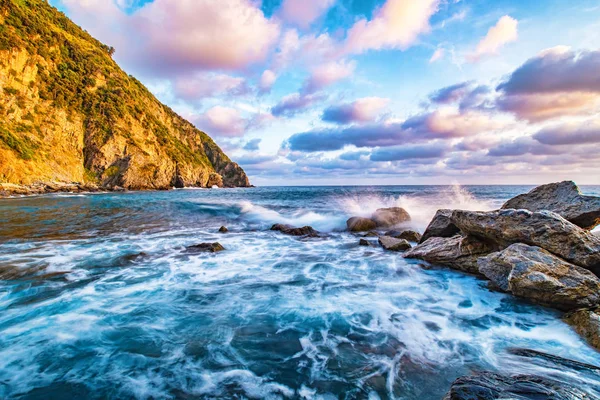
0, 0, 250, 191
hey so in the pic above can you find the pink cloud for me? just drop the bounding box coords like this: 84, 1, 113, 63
278, 0, 335, 29
345, 0, 439, 54
302, 60, 356, 93
173, 73, 247, 101
429, 48, 445, 63
259, 70, 277, 93
468, 15, 518, 62
403, 109, 508, 138
496, 92, 600, 122
192, 106, 246, 137
271, 92, 327, 117
322, 97, 390, 124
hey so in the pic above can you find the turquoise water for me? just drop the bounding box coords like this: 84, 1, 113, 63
1, 185, 599, 399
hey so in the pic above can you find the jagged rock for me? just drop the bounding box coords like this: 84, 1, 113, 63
443, 371, 589, 400
218, 226, 228, 233
564, 308, 600, 351
404, 235, 499, 274
385, 229, 422, 242
371, 207, 411, 227
378, 236, 411, 251
502, 181, 600, 230
420, 209, 459, 243
451, 209, 600, 275
271, 224, 319, 237
362, 231, 380, 237
507, 348, 600, 372
478, 244, 600, 311
359, 238, 373, 247
185, 242, 225, 253
347, 217, 377, 232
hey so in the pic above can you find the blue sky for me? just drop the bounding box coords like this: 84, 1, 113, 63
53, 0, 600, 185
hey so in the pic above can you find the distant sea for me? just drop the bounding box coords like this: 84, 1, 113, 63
1, 185, 599, 399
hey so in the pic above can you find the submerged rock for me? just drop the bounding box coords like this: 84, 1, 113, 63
347, 217, 377, 232
564, 308, 600, 351
218, 226, 228, 233
359, 238, 374, 247
507, 348, 600, 373
378, 236, 411, 251
271, 224, 319, 237
385, 229, 422, 242
420, 209, 459, 243
444, 371, 589, 400
478, 244, 600, 311
185, 242, 225, 253
404, 235, 499, 274
502, 181, 600, 230
371, 207, 411, 227
451, 209, 600, 274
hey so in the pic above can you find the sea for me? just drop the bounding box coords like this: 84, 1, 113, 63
1, 185, 600, 399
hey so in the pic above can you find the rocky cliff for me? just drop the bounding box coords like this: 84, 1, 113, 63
0, 0, 250, 190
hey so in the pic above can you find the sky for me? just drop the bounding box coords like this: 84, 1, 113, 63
51, 0, 600, 185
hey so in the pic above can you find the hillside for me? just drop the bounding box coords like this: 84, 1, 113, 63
0, 0, 250, 191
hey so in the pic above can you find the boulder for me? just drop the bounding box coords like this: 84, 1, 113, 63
444, 371, 589, 400
502, 181, 600, 230
362, 231, 380, 237
385, 229, 422, 242
404, 235, 499, 274
564, 308, 600, 351
347, 217, 377, 232
185, 242, 225, 253
271, 224, 319, 237
218, 226, 228, 233
378, 236, 411, 251
478, 244, 600, 311
451, 209, 600, 275
371, 207, 411, 227
359, 238, 373, 247
420, 209, 460, 243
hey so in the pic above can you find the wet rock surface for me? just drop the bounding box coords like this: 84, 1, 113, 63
385, 229, 422, 242
478, 244, 600, 311
564, 308, 600, 351
271, 224, 319, 237
185, 242, 225, 253
420, 209, 459, 243
371, 207, 411, 227
502, 180, 600, 230
346, 217, 377, 232
404, 235, 499, 274
378, 236, 411, 251
218, 226, 228, 233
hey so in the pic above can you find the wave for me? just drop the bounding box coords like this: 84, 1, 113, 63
239, 201, 346, 232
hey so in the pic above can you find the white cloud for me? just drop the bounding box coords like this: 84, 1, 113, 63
468, 15, 518, 62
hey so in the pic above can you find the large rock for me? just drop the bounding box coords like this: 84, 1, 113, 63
371, 207, 411, 227
420, 209, 459, 243
564, 308, 600, 351
502, 181, 600, 230
444, 371, 589, 400
478, 244, 600, 311
451, 209, 600, 275
185, 242, 225, 253
378, 236, 411, 251
271, 224, 319, 237
346, 217, 377, 232
385, 229, 422, 242
404, 235, 499, 274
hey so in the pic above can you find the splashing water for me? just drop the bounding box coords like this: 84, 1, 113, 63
1, 185, 599, 399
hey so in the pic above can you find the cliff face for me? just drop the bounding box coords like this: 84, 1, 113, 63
0, 0, 250, 189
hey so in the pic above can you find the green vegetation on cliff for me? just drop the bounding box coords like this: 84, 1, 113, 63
0, 0, 250, 188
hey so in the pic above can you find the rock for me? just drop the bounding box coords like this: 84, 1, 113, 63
564, 308, 600, 351
420, 209, 460, 243
359, 238, 373, 247
451, 209, 600, 275
362, 231, 380, 237
347, 217, 377, 232
507, 348, 600, 373
371, 207, 411, 227
443, 371, 589, 400
502, 181, 600, 230
218, 226, 228, 233
271, 224, 319, 237
185, 242, 225, 253
385, 229, 422, 242
478, 244, 600, 311
404, 235, 499, 274
378, 236, 412, 251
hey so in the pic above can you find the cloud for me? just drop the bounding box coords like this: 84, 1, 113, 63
278, 0, 335, 29
497, 47, 600, 95
496, 92, 600, 122
321, 97, 390, 124
468, 15, 518, 62
370, 141, 449, 161
243, 139, 262, 151
402, 109, 506, 138
192, 106, 246, 137
302, 60, 356, 93
429, 48, 445, 63
429, 81, 473, 104
173, 73, 247, 101
344, 0, 439, 54
533, 120, 600, 145
236, 154, 278, 165
487, 136, 562, 157
259, 70, 277, 93
271, 92, 326, 117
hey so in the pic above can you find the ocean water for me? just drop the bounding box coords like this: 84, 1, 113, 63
1, 185, 600, 399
